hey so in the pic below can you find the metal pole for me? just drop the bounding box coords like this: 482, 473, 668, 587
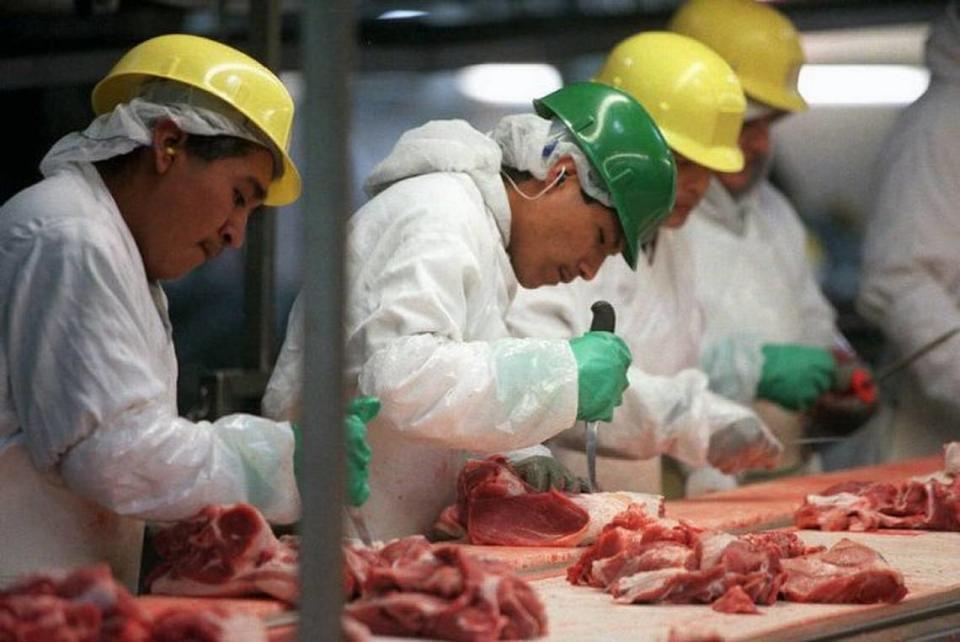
245, 0, 282, 374
300, 1, 352, 640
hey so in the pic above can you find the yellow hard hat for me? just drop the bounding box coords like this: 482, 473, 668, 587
669, 0, 807, 114
92, 34, 301, 206
595, 32, 745, 173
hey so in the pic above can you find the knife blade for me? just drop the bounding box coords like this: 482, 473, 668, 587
584, 300, 616, 493
874, 326, 960, 382
345, 505, 374, 547
264, 610, 300, 629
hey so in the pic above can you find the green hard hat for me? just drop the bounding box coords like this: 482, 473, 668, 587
534, 82, 676, 269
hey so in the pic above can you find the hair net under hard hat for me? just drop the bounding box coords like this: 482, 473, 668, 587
492, 114, 613, 207
40, 79, 279, 178
743, 98, 778, 123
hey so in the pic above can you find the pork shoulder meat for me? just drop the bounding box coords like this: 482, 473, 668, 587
146, 503, 299, 603
795, 477, 960, 532
433, 456, 663, 547
344, 536, 548, 641
0, 564, 265, 642
795, 441, 960, 532
780, 538, 907, 604
566, 506, 906, 612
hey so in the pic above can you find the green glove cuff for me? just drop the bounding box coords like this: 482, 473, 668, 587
289, 422, 302, 483
569, 331, 632, 422
346, 396, 379, 507
758, 344, 837, 411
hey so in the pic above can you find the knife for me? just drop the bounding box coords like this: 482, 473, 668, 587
346, 506, 374, 547
584, 300, 616, 493
874, 326, 960, 382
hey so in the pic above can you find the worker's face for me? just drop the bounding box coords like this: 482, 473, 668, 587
716, 112, 782, 197
508, 160, 624, 288
139, 135, 273, 281
663, 152, 712, 229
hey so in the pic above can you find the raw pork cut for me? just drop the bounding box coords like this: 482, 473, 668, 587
795, 442, 960, 532
780, 538, 907, 604
146, 503, 299, 603
433, 456, 663, 547
344, 535, 547, 640
0, 564, 265, 642
565, 505, 907, 613
795, 477, 960, 531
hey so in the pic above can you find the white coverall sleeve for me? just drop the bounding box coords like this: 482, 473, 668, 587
353, 225, 579, 454
262, 292, 305, 422
507, 284, 758, 468
859, 88, 960, 406
3, 219, 299, 523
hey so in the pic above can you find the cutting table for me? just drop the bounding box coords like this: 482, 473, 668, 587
136, 455, 958, 640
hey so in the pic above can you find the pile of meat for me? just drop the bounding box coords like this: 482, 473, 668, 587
0, 564, 265, 642
343, 535, 547, 640
146, 503, 299, 603
795, 442, 960, 532
433, 456, 663, 546
567, 505, 906, 613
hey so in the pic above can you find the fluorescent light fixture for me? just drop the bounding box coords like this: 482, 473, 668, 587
378, 9, 428, 20
457, 64, 563, 106
799, 64, 930, 106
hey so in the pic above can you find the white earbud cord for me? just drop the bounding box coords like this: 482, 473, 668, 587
500, 168, 565, 201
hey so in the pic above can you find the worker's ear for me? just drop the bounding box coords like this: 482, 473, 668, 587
151, 118, 186, 174
546, 156, 577, 188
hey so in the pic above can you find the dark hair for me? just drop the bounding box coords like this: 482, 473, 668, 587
95, 134, 281, 181
185, 135, 281, 180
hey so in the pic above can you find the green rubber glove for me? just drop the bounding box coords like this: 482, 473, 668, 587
513, 456, 589, 493
290, 422, 303, 483
569, 331, 632, 422
757, 344, 836, 411
346, 396, 380, 507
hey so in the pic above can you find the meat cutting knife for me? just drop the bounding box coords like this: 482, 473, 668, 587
584, 301, 616, 493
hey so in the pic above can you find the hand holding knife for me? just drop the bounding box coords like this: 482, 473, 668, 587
583, 300, 617, 493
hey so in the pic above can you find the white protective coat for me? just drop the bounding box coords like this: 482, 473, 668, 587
858, 4, 960, 458
263, 120, 579, 538
679, 173, 842, 488
684, 177, 838, 399
506, 228, 762, 493
0, 162, 298, 588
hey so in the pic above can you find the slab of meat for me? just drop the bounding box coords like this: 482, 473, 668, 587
146, 503, 299, 603
780, 538, 907, 604
0, 564, 265, 642
795, 477, 960, 532
566, 505, 901, 614
711, 585, 760, 614
0, 564, 153, 642
344, 535, 547, 640
433, 456, 663, 547
796, 442, 960, 532
567, 505, 701, 587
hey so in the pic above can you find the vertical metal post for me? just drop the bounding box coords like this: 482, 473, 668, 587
300, 1, 352, 640
245, 0, 282, 374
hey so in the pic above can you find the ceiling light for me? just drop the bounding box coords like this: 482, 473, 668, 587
799, 64, 930, 106
457, 64, 563, 106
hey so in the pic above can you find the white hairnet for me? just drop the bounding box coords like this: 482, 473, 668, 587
492, 114, 613, 207
40, 79, 278, 178
743, 98, 777, 122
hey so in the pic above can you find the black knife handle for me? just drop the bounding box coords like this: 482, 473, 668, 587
589, 300, 616, 333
